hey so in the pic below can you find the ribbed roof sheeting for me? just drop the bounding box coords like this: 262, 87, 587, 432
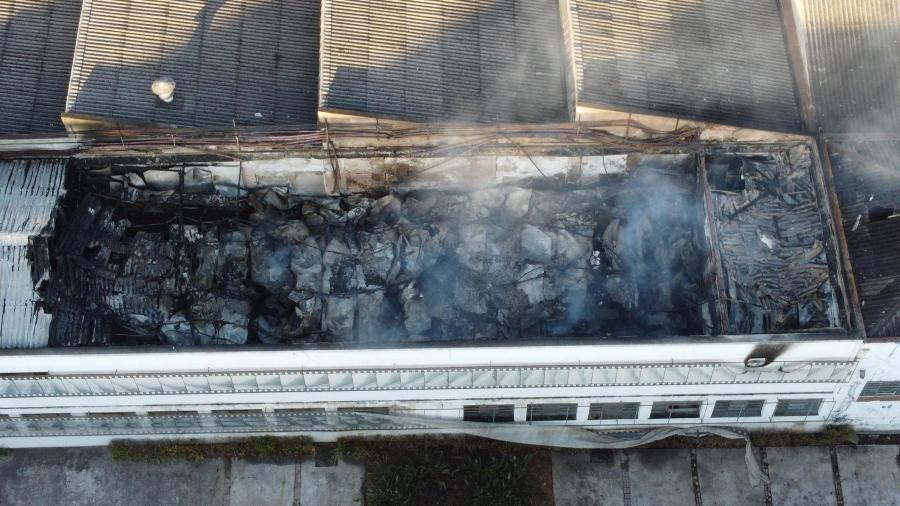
0, 246, 51, 348
796, 0, 900, 133
320, 0, 568, 123
0, 1, 81, 135
565, 0, 802, 131
0, 159, 66, 245
0, 159, 66, 349
829, 142, 900, 338
67, 0, 320, 128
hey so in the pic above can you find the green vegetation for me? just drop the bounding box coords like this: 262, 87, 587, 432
338, 436, 552, 506
0, 447, 11, 457
108, 435, 313, 464
750, 424, 858, 447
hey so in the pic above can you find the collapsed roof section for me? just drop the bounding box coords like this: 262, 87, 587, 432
560, 0, 803, 132
319, 0, 569, 124
65, 0, 321, 129
0, 0, 81, 135
28, 140, 854, 349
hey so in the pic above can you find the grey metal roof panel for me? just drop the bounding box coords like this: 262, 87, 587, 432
319, 0, 569, 123
565, 0, 802, 131
0, 159, 66, 349
0, 245, 52, 349
0, 159, 66, 242
0, 1, 81, 135
67, 0, 320, 128
829, 141, 900, 338
796, 0, 900, 133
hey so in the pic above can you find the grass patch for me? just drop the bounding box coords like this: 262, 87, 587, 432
338, 435, 553, 506
750, 425, 858, 447
109, 435, 313, 464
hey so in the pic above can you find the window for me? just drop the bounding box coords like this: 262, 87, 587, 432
859, 381, 900, 399
526, 403, 578, 422
649, 401, 702, 419
773, 399, 822, 417
464, 405, 514, 423
20, 413, 72, 419
87, 411, 137, 417
711, 400, 764, 418
274, 408, 326, 415
588, 403, 640, 420
337, 407, 390, 415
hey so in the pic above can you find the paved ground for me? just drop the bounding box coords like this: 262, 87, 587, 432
0, 448, 363, 506
1, 444, 898, 505
553, 445, 900, 506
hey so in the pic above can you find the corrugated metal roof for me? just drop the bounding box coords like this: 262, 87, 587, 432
319, 0, 568, 123
0, 159, 66, 244
564, 0, 802, 131
0, 246, 52, 349
66, 0, 320, 128
795, 0, 900, 133
0, 0, 81, 135
829, 141, 900, 338
0, 159, 66, 349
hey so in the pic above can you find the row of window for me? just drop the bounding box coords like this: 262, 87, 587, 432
859, 381, 900, 398
6, 407, 389, 419
464, 399, 824, 423
4, 400, 824, 422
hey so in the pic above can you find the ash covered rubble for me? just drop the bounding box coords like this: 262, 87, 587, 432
708, 148, 841, 333
37, 160, 713, 347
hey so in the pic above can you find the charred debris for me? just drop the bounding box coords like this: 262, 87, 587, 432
708, 148, 842, 333
35, 147, 845, 347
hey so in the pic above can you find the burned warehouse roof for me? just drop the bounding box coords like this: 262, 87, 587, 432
23, 137, 854, 349
0, 1, 897, 350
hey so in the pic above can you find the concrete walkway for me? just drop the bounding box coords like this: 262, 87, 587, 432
2, 445, 898, 505
0, 448, 363, 506
552, 445, 900, 506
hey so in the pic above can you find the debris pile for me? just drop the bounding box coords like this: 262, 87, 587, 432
40, 163, 711, 346
709, 150, 839, 333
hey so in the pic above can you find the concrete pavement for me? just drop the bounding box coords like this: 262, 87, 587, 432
553, 445, 900, 506
0, 448, 363, 506
2, 444, 898, 505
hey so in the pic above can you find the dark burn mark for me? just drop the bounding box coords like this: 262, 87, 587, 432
744, 343, 790, 368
